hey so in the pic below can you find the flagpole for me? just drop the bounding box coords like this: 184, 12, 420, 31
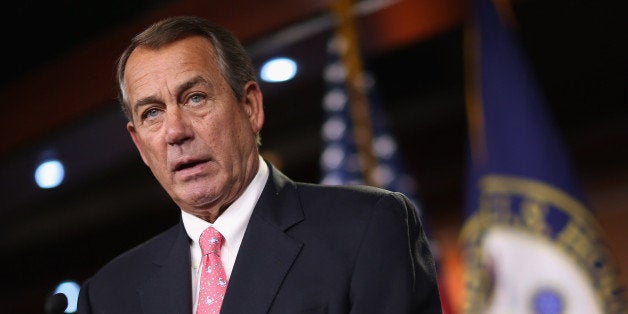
329, 0, 379, 187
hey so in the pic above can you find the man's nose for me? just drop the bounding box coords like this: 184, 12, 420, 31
164, 109, 193, 145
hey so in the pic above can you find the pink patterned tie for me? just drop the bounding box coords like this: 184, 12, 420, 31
197, 227, 228, 314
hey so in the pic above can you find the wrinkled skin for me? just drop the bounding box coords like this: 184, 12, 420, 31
124, 36, 264, 222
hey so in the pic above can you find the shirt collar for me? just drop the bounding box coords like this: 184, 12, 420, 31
182, 156, 269, 247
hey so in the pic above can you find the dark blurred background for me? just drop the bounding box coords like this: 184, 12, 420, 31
0, 0, 625, 312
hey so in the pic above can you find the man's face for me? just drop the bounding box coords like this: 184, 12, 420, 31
124, 36, 264, 221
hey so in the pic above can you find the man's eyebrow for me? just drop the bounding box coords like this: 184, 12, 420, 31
175, 76, 212, 101
132, 96, 161, 115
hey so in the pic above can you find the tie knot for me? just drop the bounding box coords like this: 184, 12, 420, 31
199, 226, 224, 256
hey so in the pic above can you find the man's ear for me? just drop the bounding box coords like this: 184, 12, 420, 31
242, 81, 265, 134
127, 121, 149, 166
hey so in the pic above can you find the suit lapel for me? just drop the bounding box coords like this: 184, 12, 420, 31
138, 222, 193, 314
221, 163, 304, 314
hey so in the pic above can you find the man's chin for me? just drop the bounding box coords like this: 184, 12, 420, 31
174, 185, 221, 209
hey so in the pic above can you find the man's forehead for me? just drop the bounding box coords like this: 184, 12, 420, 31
125, 42, 221, 90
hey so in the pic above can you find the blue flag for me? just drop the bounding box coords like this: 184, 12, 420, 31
460, 0, 626, 313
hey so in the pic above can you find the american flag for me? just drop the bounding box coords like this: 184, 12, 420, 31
319, 32, 456, 313
319, 35, 423, 214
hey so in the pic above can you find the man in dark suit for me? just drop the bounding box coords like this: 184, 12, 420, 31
77, 15, 442, 313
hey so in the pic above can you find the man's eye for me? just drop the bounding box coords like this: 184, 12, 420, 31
189, 94, 205, 105
142, 108, 161, 120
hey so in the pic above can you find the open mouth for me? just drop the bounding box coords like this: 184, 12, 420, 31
174, 160, 206, 172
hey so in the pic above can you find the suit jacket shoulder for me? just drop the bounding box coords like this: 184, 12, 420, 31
221, 164, 442, 314
77, 222, 193, 313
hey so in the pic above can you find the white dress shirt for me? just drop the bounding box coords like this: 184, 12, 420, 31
182, 156, 269, 312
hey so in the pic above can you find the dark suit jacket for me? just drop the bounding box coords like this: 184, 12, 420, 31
77, 161, 442, 313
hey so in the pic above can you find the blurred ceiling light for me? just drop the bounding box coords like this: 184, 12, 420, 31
35, 159, 65, 189
260, 57, 297, 82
